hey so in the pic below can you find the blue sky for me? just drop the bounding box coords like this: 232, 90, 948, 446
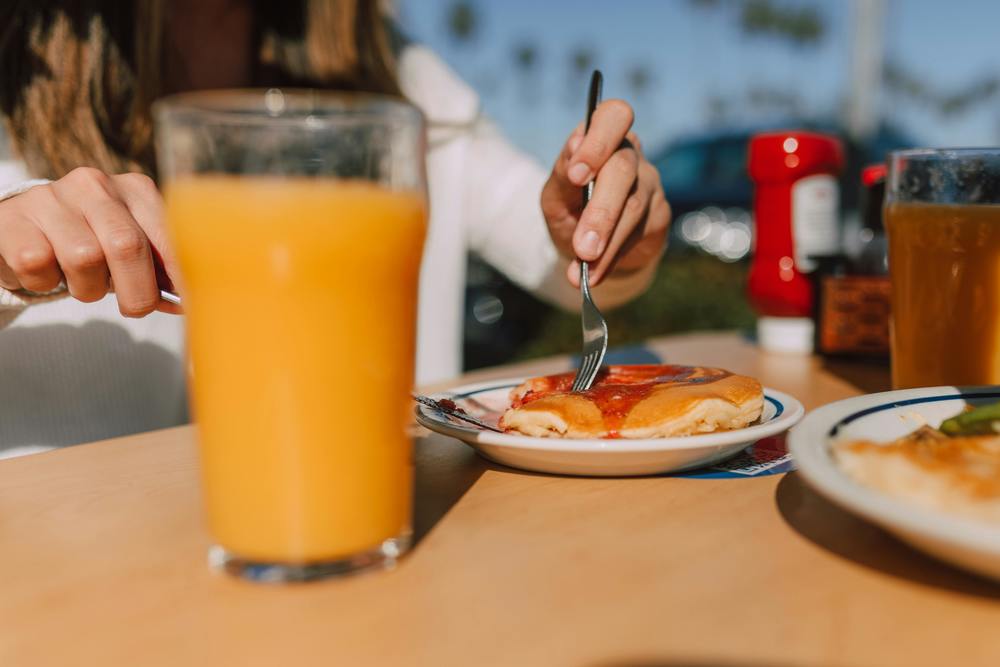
397, 0, 1000, 163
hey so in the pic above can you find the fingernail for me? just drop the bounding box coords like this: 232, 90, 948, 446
568, 135, 583, 154
578, 230, 601, 258
568, 163, 592, 184
566, 260, 579, 286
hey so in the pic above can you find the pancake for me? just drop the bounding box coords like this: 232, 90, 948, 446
498, 364, 764, 439
835, 429, 1000, 524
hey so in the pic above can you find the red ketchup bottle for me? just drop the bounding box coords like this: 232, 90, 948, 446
747, 131, 844, 353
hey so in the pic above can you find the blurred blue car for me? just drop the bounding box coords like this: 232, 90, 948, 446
651, 122, 916, 245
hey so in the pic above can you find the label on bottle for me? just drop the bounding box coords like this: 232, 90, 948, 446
792, 174, 839, 271
818, 275, 891, 356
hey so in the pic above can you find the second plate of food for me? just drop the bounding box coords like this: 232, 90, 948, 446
416, 371, 804, 476
789, 386, 1000, 582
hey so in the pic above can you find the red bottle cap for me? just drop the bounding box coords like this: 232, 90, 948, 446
748, 131, 844, 183
861, 163, 887, 186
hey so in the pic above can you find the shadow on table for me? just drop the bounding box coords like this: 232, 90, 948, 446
592, 660, 805, 667
820, 357, 892, 395
776, 471, 1000, 599
411, 433, 490, 546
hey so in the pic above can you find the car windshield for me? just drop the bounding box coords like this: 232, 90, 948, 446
705, 139, 749, 187
656, 144, 706, 189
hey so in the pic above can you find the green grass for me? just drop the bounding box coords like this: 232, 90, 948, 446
512, 250, 757, 361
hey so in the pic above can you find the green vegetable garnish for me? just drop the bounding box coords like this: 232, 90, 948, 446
939, 401, 1000, 436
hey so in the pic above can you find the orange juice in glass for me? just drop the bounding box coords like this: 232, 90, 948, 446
154, 91, 426, 581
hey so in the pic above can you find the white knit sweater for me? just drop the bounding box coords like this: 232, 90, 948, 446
0, 46, 655, 455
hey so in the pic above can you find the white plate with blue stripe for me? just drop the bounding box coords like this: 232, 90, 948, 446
415, 378, 804, 477
789, 386, 1000, 582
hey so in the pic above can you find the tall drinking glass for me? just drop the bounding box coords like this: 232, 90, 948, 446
154, 90, 427, 581
886, 148, 1000, 389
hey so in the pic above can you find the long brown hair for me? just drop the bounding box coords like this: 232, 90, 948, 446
0, 1, 401, 178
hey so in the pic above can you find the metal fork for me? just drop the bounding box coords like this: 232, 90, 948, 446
570, 70, 609, 393
412, 394, 503, 433
160, 290, 181, 305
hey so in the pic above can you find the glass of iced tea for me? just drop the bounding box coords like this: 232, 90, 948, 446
886, 148, 1000, 388
153, 90, 427, 582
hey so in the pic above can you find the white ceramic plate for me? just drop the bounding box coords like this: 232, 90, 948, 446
789, 386, 1000, 582
416, 377, 804, 476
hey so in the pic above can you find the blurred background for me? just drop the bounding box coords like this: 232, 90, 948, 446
396, 0, 1000, 370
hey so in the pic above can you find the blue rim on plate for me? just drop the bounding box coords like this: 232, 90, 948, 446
828, 390, 1000, 437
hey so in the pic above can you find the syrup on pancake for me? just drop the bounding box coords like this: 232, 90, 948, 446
504, 364, 748, 438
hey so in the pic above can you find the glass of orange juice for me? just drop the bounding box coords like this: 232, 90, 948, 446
153, 90, 427, 582
886, 148, 1000, 389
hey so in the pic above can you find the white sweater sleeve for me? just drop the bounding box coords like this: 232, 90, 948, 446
399, 45, 656, 313
0, 178, 69, 329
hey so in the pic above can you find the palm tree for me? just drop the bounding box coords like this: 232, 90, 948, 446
737, 0, 825, 46
570, 47, 594, 77
566, 46, 597, 105
512, 41, 541, 104
514, 42, 538, 71
445, 1, 478, 45
626, 64, 653, 98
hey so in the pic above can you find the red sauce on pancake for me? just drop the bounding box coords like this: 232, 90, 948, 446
511, 364, 731, 433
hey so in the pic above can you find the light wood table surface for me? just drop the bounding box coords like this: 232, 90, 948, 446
3, 331, 1000, 666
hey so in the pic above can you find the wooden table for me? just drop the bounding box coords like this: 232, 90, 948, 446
3, 331, 1000, 666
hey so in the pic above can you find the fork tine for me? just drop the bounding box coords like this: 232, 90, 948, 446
586, 352, 600, 383
573, 352, 599, 392
580, 362, 595, 391
576, 353, 596, 389
572, 361, 588, 391
571, 358, 586, 391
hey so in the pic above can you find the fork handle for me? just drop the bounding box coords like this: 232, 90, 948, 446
581, 72, 602, 211
579, 71, 602, 293
160, 290, 181, 305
